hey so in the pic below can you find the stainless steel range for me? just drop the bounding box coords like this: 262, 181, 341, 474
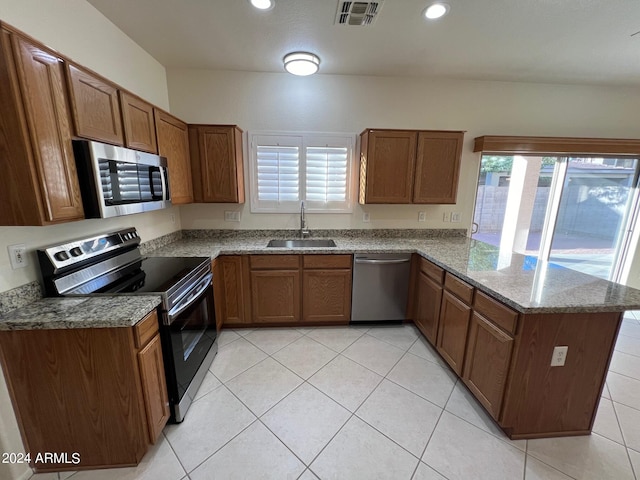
37, 227, 217, 422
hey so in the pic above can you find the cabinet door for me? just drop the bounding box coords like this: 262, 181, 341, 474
214, 256, 249, 326
414, 271, 443, 345
66, 63, 124, 145
251, 270, 300, 323
361, 130, 417, 203
190, 125, 245, 203
155, 109, 193, 204
120, 91, 157, 153
463, 313, 514, 420
137, 334, 169, 444
13, 36, 84, 223
303, 269, 352, 323
413, 131, 464, 204
436, 291, 472, 375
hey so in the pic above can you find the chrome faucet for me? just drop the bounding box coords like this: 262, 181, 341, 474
300, 201, 310, 238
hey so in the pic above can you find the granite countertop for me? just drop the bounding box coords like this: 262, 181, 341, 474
147, 234, 640, 314
0, 295, 162, 331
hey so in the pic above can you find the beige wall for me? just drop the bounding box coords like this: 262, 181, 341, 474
0, 1, 175, 478
168, 70, 640, 245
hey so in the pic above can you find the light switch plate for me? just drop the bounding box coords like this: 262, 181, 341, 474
418, 212, 426, 222
451, 212, 461, 223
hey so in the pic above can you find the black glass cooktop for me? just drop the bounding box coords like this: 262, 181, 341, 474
108, 256, 210, 294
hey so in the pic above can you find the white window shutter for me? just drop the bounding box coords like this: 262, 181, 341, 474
250, 132, 354, 213
256, 145, 300, 202
305, 146, 348, 202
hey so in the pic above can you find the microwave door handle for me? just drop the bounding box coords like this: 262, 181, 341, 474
148, 167, 159, 200
160, 166, 170, 201
167, 273, 213, 322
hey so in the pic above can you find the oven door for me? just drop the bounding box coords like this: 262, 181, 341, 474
163, 272, 217, 421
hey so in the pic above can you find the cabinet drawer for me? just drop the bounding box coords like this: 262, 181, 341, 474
419, 257, 444, 284
303, 255, 352, 269
250, 255, 300, 269
134, 309, 159, 348
444, 273, 474, 304
473, 291, 518, 335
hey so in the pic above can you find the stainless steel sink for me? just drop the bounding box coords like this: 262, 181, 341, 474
267, 239, 337, 248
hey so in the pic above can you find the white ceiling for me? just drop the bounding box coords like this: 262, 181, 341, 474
87, 0, 640, 86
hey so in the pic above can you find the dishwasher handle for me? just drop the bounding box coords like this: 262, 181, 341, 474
354, 258, 411, 265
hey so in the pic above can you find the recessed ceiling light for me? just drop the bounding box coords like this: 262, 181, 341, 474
250, 0, 274, 10
283, 52, 320, 76
424, 2, 450, 20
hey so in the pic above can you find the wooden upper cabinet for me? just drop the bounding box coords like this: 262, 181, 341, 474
189, 125, 245, 203
360, 129, 417, 203
359, 128, 464, 205
154, 109, 193, 204
413, 131, 464, 204
120, 91, 157, 153
65, 63, 124, 145
0, 29, 84, 225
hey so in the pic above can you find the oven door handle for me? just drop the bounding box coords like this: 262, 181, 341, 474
167, 273, 213, 321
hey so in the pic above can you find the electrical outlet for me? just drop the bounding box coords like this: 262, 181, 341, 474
170, 213, 176, 224
363, 213, 370, 223
550, 346, 568, 366
442, 212, 450, 222
224, 211, 240, 222
8, 244, 28, 269
451, 212, 461, 223
418, 212, 426, 222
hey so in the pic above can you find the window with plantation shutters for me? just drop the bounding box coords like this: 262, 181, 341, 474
250, 133, 354, 213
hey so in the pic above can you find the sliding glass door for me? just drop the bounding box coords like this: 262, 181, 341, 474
472, 155, 640, 280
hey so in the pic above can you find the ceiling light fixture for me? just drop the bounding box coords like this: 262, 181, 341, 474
250, 0, 274, 11
424, 2, 450, 20
283, 52, 320, 76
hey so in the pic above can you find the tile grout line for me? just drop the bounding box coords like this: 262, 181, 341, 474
412, 377, 459, 480
290, 332, 415, 473
176, 383, 262, 475
161, 430, 190, 479
610, 399, 639, 480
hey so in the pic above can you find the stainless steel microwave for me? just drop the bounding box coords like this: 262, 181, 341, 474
73, 140, 171, 218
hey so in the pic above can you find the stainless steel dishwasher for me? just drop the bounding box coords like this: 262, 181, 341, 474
351, 253, 412, 322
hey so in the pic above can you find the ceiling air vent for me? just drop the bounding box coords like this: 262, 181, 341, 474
335, 1, 384, 26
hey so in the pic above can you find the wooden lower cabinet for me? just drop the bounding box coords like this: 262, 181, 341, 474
0, 309, 168, 472
414, 271, 442, 345
436, 291, 472, 375
303, 269, 352, 323
251, 270, 301, 323
213, 256, 250, 328
137, 333, 170, 444
214, 254, 352, 327
462, 312, 514, 419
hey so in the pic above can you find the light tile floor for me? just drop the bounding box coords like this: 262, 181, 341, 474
32, 314, 640, 480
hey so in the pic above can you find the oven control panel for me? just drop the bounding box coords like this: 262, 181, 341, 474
38, 227, 141, 274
